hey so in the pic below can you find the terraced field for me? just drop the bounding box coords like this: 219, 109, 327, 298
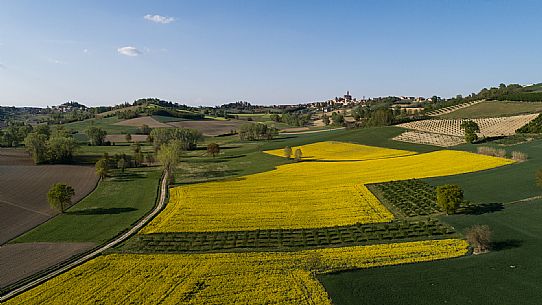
4, 141, 515, 304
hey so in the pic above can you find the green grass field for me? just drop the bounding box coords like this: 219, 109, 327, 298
13, 167, 161, 244
318, 138, 542, 305
64, 116, 139, 135
439, 101, 542, 119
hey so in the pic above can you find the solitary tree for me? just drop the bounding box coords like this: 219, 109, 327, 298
125, 133, 132, 143
465, 225, 492, 254
117, 157, 126, 173
95, 158, 109, 179
436, 184, 463, 214
207, 143, 220, 157
86, 127, 107, 146
157, 140, 182, 184
460, 120, 480, 144
284, 146, 293, 159
294, 148, 303, 162
47, 183, 75, 213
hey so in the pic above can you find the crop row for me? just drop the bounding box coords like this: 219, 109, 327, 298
368, 179, 441, 217
122, 219, 454, 253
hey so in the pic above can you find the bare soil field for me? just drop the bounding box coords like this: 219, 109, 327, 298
113, 116, 171, 128
0, 242, 95, 288
105, 134, 149, 143
166, 119, 244, 136
0, 150, 99, 244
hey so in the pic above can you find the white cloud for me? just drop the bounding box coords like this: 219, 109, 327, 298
48, 58, 66, 64
117, 46, 141, 57
83, 49, 89, 54
144, 14, 175, 24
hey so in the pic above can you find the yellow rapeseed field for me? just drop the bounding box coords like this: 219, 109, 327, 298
142, 143, 513, 233
264, 141, 416, 161
7, 239, 468, 305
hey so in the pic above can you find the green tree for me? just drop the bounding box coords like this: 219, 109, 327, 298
48, 136, 77, 163
284, 146, 292, 159
331, 112, 345, 126
294, 148, 303, 162
34, 124, 51, 137
207, 143, 220, 157
86, 127, 107, 146
95, 158, 109, 179
436, 184, 463, 214
24, 132, 49, 164
367, 109, 394, 126
157, 140, 182, 184
460, 120, 480, 143
47, 183, 75, 213
322, 114, 330, 126
125, 133, 132, 142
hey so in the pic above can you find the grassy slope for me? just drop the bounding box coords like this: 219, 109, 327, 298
319, 139, 542, 305
439, 101, 542, 119
173, 127, 439, 185
64, 116, 139, 135
13, 167, 161, 244
426, 140, 542, 203
319, 199, 542, 305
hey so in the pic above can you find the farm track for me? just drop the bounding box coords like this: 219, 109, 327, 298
0, 171, 168, 302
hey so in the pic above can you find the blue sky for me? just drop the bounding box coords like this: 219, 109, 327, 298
1, 0, 541, 107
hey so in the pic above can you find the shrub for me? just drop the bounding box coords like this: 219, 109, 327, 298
476, 146, 507, 158
511, 151, 528, 161
207, 143, 220, 157
436, 184, 463, 215
294, 149, 303, 162
465, 225, 492, 254
536, 169, 542, 188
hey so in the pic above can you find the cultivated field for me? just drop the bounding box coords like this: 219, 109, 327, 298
397, 113, 538, 138
0, 150, 98, 244
438, 101, 542, 119
142, 142, 511, 233
0, 242, 95, 288
6, 239, 468, 305
265, 141, 415, 161
113, 116, 171, 128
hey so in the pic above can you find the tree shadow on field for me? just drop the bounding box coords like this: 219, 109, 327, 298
460, 202, 504, 215
111, 172, 146, 182
491, 239, 523, 251
67, 207, 137, 215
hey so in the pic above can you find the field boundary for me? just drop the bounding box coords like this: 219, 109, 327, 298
0, 170, 168, 301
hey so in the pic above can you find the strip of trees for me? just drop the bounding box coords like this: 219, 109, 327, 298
239, 123, 278, 141
24, 125, 77, 164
